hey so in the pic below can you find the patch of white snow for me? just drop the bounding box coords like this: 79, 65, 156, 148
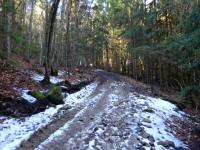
0, 105, 63, 150
64, 82, 98, 106
0, 82, 98, 150
21, 90, 37, 103
129, 93, 188, 150
58, 70, 65, 76
31, 72, 64, 84
32, 73, 44, 82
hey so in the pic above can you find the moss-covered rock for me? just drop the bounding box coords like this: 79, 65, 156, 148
46, 86, 64, 105
31, 89, 46, 101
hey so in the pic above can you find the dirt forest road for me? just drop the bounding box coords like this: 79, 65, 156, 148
18, 70, 189, 150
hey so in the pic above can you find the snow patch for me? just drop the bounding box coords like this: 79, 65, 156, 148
64, 82, 98, 106
0, 105, 62, 150
58, 70, 65, 76
31, 72, 64, 84
49, 76, 64, 84
88, 140, 95, 150
108, 94, 118, 102
129, 93, 188, 150
21, 90, 37, 103
0, 82, 98, 150
32, 73, 44, 82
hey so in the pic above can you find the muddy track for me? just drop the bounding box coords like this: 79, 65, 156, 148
17, 70, 189, 150
17, 71, 109, 150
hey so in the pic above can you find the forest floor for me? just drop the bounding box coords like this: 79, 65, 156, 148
0, 58, 95, 117
0, 59, 200, 150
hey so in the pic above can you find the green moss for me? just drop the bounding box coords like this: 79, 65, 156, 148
32, 89, 46, 101
46, 86, 63, 104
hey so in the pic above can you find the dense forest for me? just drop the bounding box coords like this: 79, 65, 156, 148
1, 0, 200, 149
0, 0, 200, 108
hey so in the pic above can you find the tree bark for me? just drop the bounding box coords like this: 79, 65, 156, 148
43, 0, 60, 83
27, 0, 35, 59
4, 0, 12, 59
65, 0, 72, 69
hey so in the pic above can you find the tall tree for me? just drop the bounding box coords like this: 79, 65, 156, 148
27, 0, 35, 59
43, 0, 60, 83
4, 0, 13, 59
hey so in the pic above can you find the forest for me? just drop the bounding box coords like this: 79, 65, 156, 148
0, 0, 200, 150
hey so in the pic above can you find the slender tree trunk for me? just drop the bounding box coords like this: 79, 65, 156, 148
71, 0, 79, 67
27, 0, 35, 59
43, 0, 60, 83
60, 0, 66, 65
5, 0, 12, 59
65, 0, 72, 69
40, 0, 49, 65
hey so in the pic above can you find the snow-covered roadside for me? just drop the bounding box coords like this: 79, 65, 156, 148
129, 93, 188, 150
64, 82, 98, 106
34, 81, 189, 150
0, 82, 98, 150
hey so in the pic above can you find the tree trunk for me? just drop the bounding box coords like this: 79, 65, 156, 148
65, 0, 72, 69
5, 0, 12, 59
27, 0, 35, 59
43, 0, 60, 83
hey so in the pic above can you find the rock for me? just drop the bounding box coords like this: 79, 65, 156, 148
142, 118, 151, 123
150, 147, 156, 150
41, 78, 51, 85
142, 124, 152, 128
60, 80, 90, 94
140, 147, 146, 150
141, 131, 150, 138
143, 108, 155, 113
148, 135, 155, 143
57, 80, 71, 89
79, 119, 84, 122
64, 80, 72, 87
149, 141, 154, 146
46, 86, 64, 105
142, 141, 150, 147
157, 140, 175, 148
63, 104, 71, 110
31, 89, 45, 101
